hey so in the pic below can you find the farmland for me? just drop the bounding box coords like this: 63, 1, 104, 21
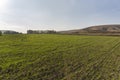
0, 34, 120, 80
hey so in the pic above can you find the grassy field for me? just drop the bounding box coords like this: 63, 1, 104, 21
0, 34, 120, 80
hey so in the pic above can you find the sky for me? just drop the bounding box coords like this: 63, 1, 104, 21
0, 0, 120, 33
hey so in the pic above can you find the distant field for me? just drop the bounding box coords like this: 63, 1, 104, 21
0, 34, 120, 80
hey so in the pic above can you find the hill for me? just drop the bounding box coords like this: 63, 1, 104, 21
59, 25, 120, 35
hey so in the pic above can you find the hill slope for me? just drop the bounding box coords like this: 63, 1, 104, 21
81, 25, 120, 32
59, 25, 120, 35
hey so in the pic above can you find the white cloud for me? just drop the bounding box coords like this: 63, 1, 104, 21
0, 0, 120, 32
0, 0, 10, 13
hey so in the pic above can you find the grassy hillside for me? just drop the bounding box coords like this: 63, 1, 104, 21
0, 34, 120, 80
59, 25, 120, 35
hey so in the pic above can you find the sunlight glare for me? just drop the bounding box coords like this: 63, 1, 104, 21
0, 0, 9, 10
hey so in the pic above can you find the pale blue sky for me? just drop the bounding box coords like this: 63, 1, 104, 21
0, 0, 120, 32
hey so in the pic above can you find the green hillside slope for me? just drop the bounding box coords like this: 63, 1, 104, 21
0, 34, 120, 80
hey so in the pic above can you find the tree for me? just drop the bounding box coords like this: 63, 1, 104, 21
27, 30, 57, 34
27, 30, 33, 34
0, 31, 2, 36
4, 31, 20, 34
46, 30, 56, 34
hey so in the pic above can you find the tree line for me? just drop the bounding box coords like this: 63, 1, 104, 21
27, 30, 57, 34
0, 31, 2, 36
0, 30, 57, 36
0, 30, 22, 35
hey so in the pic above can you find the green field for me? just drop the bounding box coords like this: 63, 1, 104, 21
0, 34, 120, 80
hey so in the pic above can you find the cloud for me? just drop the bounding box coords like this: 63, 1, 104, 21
0, 0, 120, 32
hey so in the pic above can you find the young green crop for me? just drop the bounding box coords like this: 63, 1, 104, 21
0, 34, 119, 80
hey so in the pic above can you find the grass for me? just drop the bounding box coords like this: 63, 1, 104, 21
0, 34, 120, 80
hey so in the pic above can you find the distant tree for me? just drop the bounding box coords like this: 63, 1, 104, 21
4, 31, 20, 34
0, 31, 2, 36
19, 32, 23, 34
27, 30, 57, 34
46, 30, 56, 34
27, 30, 33, 34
